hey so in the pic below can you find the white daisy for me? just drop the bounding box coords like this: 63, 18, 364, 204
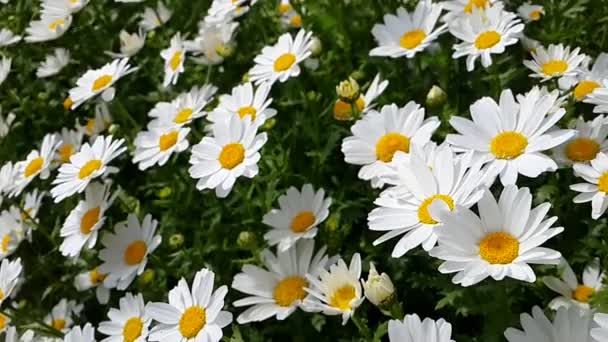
42, 0, 88, 14
341, 102, 440, 188
333, 74, 389, 121
81, 102, 113, 138
388, 314, 454, 342
208, 82, 276, 126
98, 293, 151, 342
447, 87, 575, 186
504, 306, 595, 342
0, 211, 21, 259
0, 28, 21, 47
430, 185, 563, 286
99, 213, 161, 290
139, 2, 172, 31
263, 184, 331, 252
54, 128, 83, 164
442, 0, 498, 22
188, 114, 267, 198
185, 19, 239, 66
51, 135, 126, 203
571, 53, 608, 101
593, 313, 608, 342
0, 56, 11, 86
543, 258, 605, 310
304, 253, 363, 325
63, 323, 95, 342
146, 268, 233, 342
59, 181, 116, 257
24, 13, 72, 43
161, 33, 186, 87
36, 48, 70, 78
148, 84, 217, 127
585, 80, 608, 114
553, 116, 608, 167
5, 327, 35, 342
0, 162, 16, 197
250, 29, 313, 85
74, 267, 110, 304
524, 43, 587, 82
369, 1, 447, 59
132, 126, 190, 170
232, 239, 330, 323
517, 3, 544, 22
106, 29, 146, 58
0, 258, 22, 306
570, 152, 608, 219
450, 3, 524, 71
0, 105, 15, 138
205, 0, 255, 23
44, 299, 83, 334
11, 133, 60, 197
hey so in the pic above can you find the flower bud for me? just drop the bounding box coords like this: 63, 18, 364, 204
108, 123, 120, 135
425, 85, 447, 108
363, 262, 396, 307
237, 231, 257, 249
336, 77, 360, 103
216, 43, 236, 58
137, 269, 155, 287
261, 118, 276, 130
169, 233, 184, 250
310, 37, 323, 56
157, 186, 173, 199
242, 71, 251, 83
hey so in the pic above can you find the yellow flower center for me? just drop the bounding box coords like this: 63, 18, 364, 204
52, 319, 66, 331
376, 133, 410, 162
79, 159, 102, 179
333, 97, 365, 121
238, 106, 257, 120
542, 60, 568, 76
330, 285, 356, 310
89, 268, 107, 285
63, 97, 73, 111
598, 172, 608, 193
464, 0, 487, 13
529, 10, 542, 20
123, 317, 144, 342
400, 30, 427, 49
490, 131, 528, 159
273, 276, 308, 306
274, 53, 296, 72
48, 19, 65, 31
417, 195, 455, 225
290, 15, 302, 27
479, 232, 519, 264
124, 240, 147, 266
0, 289, 4, 301
290, 211, 316, 233
174, 108, 193, 124
24, 157, 44, 178
1, 235, 10, 253
59, 144, 75, 163
0, 314, 6, 330
566, 138, 600, 162
474, 31, 501, 49
279, 3, 291, 13
572, 285, 595, 303
159, 131, 179, 151
169, 51, 183, 71
574, 80, 601, 101
179, 306, 206, 338
218, 143, 245, 170
92, 75, 113, 92
80, 207, 100, 235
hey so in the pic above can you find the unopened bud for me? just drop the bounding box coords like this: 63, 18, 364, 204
261, 118, 276, 130
216, 43, 235, 58
108, 123, 120, 135
157, 186, 172, 199
242, 72, 251, 83
363, 262, 396, 307
336, 77, 360, 103
169, 233, 184, 250
426, 85, 447, 108
237, 231, 257, 249
326, 213, 340, 232
310, 37, 322, 56
138, 269, 155, 287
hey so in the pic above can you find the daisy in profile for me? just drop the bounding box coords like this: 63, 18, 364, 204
571, 53, 608, 101
570, 152, 608, 219
81, 102, 113, 138
36, 48, 70, 78
517, 3, 544, 22
450, 3, 524, 71
51, 135, 125, 203
593, 313, 608, 342
148, 84, 217, 127
369, 1, 447, 59
0, 28, 21, 47
524, 44, 587, 82
368, 146, 492, 258
42, 0, 89, 14
553, 116, 608, 167
0, 106, 15, 138
333, 74, 389, 121
146, 268, 233, 342
11, 133, 60, 197
304, 253, 363, 325
106, 29, 146, 58
189, 115, 267, 198
98, 293, 151, 342
63, 323, 95, 342
232, 240, 330, 323
161, 33, 186, 87
99, 213, 161, 290
74, 267, 110, 304
54, 128, 83, 164
585, 81, 608, 114
263, 184, 332, 252
447, 88, 575, 185
185, 20, 239, 66
24, 12, 72, 43
59, 181, 116, 257
505, 306, 594, 342
341, 102, 440, 188
208, 82, 276, 126
0, 258, 22, 306
132, 125, 190, 170
388, 314, 454, 342
543, 258, 604, 310
139, 2, 172, 31
68, 58, 137, 109
44, 299, 83, 334
430, 185, 563, 286
0, 211, 20, 259
443, 0, 498, 21
250, 29, 313, 85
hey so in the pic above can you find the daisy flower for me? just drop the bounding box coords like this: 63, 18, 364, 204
54, 128, 83, 164
63, 323, 95, 342
0, 106, 15, 138
139, 2, 172, 31
98, 293, 151, 342
161, 33, 186, 87
517, 3, 544, 22
206, 0, 255, 23
341, 102, 440, 188
388, 314, 454, 342
450, 4, 524, 71
570, 152, 608, 219
263, 184, 332, 252
0, 56, 11, 86
232, 239, 330, 323
585, 80, 608, 114
368, 146, 493, 258
81, 102, 113, 138
106, 29, 146, 58
36, 48, 70, 78
524, 44, 587, 82
553, 116, 608, 167
208, 82, 276, 126
42, 0, 88, 14
99, 213, 161, 290
447, 88, 575, 185
304, 253, 363, 325
74, 267, 110, 304
132, 125, 190, 170
0, 211, 20, 259
188, 115, 267, 198
11, 133, 60, 197
593, 313, 608, 342
185, 19, 239, 66
44, 299, 83, 334
51, 135, 126, 203
0, 28, 21, 47
148, 85, 217, 127
369, 1, 447, 59
332, 73, 389, 121
24, 12, 72, 43
571, 53, 608, 101
430, 185, 563, 286
146, 268, 233, 342
68, 58, 137, 109
543, 258, 605, 310
0, 258, 22, 306
250, 29, 313, 85
505, 306, 594, 342
443, 0, 498, 21
59, 182, 116, 257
